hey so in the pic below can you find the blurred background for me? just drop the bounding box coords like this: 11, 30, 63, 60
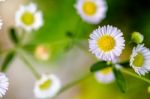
0, 0, 150, 99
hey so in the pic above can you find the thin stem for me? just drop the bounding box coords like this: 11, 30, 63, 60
121, 68, 150, 83
19, 29, 26, 45
58, 72, 92, 95
19, 54, 41, 79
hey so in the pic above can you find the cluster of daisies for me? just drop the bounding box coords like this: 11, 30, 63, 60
89, 25, 150, 83
74, 0, 150, 84
76, 0, 150, 90
0, 2, 61, 99
15, 3, 61, 99
75, 0, 116, 84
0, 0, 150, 98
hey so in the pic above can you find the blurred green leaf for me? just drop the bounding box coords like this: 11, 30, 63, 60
113, 67, 127, 93
23, 44, 36, 53
9, 28, 19, 45
90, 61, 109, 72
1, 51, 16, 72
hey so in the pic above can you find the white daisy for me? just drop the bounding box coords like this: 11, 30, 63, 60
0, 73, 9, 98
34, 74, 61, 98
130, 44, 150, 75
95, 67, 115, 84
0, 19, 3, 30
35, 45, 50, 61
15, 3, 43, 32
75, 0, 107, 24
89, 25, 125, 61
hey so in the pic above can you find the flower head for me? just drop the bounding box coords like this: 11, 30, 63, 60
75, 0, 107, 24
130, 44, 150, 75
35, 45, 50, 61
34, 74, 61, 98
0, 73, 9, 98
15, 3, 43, 32
95, 67, 114, 84
89, 25, 125, 61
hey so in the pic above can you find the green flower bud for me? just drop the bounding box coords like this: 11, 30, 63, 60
131, 32, 144, 44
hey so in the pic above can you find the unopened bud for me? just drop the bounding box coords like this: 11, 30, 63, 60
131, 32, 144, 44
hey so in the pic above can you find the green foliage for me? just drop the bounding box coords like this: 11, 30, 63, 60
113, 67, 127, 93
1, 51, 16, 72
90, 61, 110, 72
9, 28, 19, 45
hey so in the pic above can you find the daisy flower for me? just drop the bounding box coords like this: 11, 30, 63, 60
35, 45, 50, 61
89, 25, 125, 61
95, 67, 115, 84
75, 0, 107, 24
0, 73, 9, 98
0, 19, 3, 30
34, 74, 61, 98
130, 44, 150, 75
15, 3, 43, 32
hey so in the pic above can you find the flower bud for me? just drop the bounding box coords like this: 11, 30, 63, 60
35, 45, 50, 61
131, 32, 144, 44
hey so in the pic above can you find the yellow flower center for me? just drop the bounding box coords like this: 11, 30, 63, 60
39, 79, 52, 90
97, 35, 116, 52
83, 1, 97, 16
100, 67, 112, 75
133, 52, 144, 67
21, 11, 35, 26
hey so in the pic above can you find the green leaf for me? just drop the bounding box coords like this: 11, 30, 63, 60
9, 28, 19, 45
113, 67, 127, 93
90, 61, 109, 72
1, 51, 16, 72
23, 44, 36, 53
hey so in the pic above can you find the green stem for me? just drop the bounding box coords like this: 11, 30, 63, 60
19, 54, 41, 79
19, 30, 26, 45
58, 73, 92, 95
121, 68, 150, 83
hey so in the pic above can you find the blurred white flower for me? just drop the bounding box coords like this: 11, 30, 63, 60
89, 25, 125, 61
75, 0, 107, 24
95, 67, 114, 84
15, 3, 43, 32
0, 73, 9, 98
34, 74, 61, 98
130, 44, 150, 75
0, 19, 3, 29
35, 45, 50, 61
